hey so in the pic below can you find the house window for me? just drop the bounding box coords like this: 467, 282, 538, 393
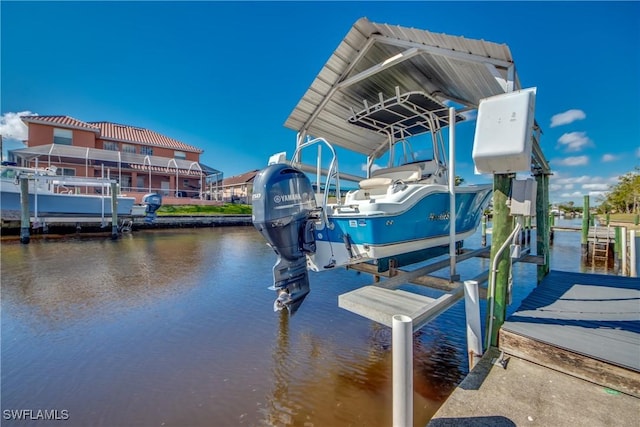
122, 144, 136, 154
141, 146, 153, 156
104, 141, 119, 151
174, 150, 186, 160
53, 128, 72, 145
55, 167, 76, 176
136, 176, 145, 189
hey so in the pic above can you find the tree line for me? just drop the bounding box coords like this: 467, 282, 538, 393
598, 167, 640, 214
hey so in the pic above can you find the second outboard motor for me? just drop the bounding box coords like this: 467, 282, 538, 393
142, 193, 162, 224
252, 163, 317, 314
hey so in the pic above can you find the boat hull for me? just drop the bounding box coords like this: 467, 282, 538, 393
307, 185, 492, 271
0, 190, 136, 220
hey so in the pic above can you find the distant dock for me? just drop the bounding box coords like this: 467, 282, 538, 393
0, 214, 252, 237
428, 270, 640, 426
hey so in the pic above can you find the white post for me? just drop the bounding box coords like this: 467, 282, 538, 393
622, 227, 628, 276
392, 314, 413, 427
463, 280, 483, 370
317, 144, 322, 199
630, 230, 637, 278
448, 107, 457, 280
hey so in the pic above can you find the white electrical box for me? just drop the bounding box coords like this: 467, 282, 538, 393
472, 88, 536, 174
509, 177, 537, 217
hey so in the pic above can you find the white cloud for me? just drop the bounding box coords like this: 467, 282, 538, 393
550, 109, 586, 127
361, 163, 384, 173
554, 155, 589, 166
560, 191, 583, 198
556, 132, 592, 152
601, 154, 618, 162
0, 111, 34, 141
582, 183, 610, 191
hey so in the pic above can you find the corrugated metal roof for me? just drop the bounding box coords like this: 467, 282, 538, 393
89, 122, 202, 153
285, 17, 521, 159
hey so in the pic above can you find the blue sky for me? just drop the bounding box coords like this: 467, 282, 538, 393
1, 1, 639, 205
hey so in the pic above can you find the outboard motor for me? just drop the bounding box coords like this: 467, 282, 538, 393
252, 163, 317, 313
142, 193, 162, 224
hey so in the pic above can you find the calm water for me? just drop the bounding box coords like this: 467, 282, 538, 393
0, 219, 608, 426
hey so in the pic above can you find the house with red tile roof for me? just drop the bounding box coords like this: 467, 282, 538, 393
220, 170, 259, 203
9, 115, 222, 202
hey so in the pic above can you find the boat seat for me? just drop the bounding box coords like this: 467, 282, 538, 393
358, 162, 435, 190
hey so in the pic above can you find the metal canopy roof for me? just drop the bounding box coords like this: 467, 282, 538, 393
285, 17, 521, 160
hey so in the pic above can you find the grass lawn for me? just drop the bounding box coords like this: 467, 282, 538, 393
157, 204, 252, 216
597, 213, 640, 230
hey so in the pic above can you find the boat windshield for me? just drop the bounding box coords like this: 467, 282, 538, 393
378, 135, 436, 168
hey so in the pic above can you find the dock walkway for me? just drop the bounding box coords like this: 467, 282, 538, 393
429, 270, 640, 426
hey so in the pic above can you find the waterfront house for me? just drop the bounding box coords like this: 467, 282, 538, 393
7, 116, 222, 203
220, 170, 258, 203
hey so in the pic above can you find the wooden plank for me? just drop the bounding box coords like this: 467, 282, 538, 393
499, 329, 640, 397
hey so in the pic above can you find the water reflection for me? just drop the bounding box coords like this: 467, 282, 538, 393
1, 222, 596, 426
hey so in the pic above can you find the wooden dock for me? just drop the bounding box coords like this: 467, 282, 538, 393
499, 270, 640, 396
429, 269, 640, 426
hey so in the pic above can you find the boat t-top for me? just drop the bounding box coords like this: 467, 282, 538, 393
252, 18, 530, 313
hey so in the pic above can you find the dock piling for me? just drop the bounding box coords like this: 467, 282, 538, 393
19, 176, 30, 244
481, 215, 487, 247
581, 195, 590, 256
535, 173, 550, 281
486, 174, 514, 347
111, 182, 118, 240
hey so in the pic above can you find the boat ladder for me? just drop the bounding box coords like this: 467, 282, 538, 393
591, 223, 611, 263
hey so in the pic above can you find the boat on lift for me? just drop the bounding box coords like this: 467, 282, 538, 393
0, 163, 162, 223
252, 18, 526, 313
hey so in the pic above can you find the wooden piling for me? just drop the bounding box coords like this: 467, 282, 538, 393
111, 182, 118, 239
19, 177, 30, 244
581, 195, 590, 256
481, 215, 487, 247
535, 173, 550, 282
486, 174, 513, 347
614, 226, 622, 271
548, 209, 555, 245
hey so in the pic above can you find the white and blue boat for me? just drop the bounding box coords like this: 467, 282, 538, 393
252, 18, 524, 312
0, 164, 162, 223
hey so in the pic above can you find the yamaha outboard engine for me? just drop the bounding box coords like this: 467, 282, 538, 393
142, 193, 162, 224
252, 163, 317, 313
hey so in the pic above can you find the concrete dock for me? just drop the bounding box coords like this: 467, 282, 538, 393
428, 347, 639, 427
429, 270, 640, 426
